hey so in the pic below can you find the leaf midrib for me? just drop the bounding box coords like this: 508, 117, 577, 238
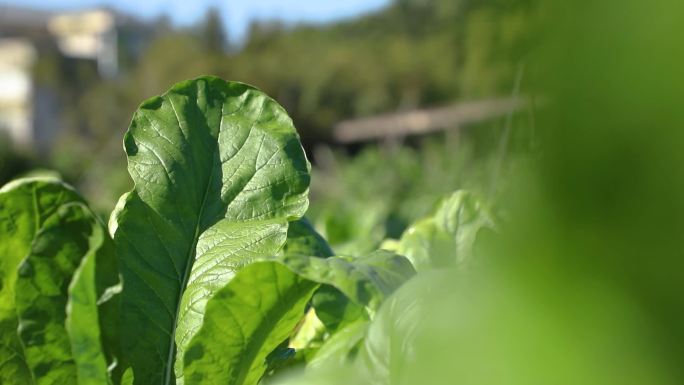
163, 102, 222, 385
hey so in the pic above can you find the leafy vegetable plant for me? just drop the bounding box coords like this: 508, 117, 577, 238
0, 76, 491, 385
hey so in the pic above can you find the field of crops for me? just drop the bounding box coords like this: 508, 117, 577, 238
0, 77, 497, 385
2, 1, 684, 384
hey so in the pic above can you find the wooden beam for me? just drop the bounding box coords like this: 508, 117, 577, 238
333, 97, 526, 143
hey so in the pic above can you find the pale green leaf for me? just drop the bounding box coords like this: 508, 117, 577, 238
120, 369, 134, 385
397, 190, 493, 270
182, 261, 319, 385
0, 178, 83, 385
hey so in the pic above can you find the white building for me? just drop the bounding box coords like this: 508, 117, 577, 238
0, 6, 120, 151
0, 38, 36, 148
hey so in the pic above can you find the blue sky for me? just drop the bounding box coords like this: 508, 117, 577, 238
2, 0, 391, 42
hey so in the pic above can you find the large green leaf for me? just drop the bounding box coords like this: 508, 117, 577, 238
182, 261, 319, 385
0, 178, 84, 385
109, 77, 310, 385
280, 250, 415, 312
181, 250, 413, 385
396, 190, 493, 271
15, 202, 118, 385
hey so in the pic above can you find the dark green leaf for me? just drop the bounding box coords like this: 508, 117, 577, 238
264, 341, 296, 377
282, 218, 333, 258
68, 203, 122, 385
15, 202, 118, 385
311, 286, 366, 333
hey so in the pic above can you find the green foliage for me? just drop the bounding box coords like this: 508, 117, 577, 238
280, 251, 415, 313
0, 178, 118, 385
17, 202, 119, 385
3, 0, 684, 383
308, 320, 368, 370
310, 286, 366, 334
308, 138, 495, 255
200, 7, 228, 53
109, 77, 310, 384
0, 78, 421, 385
393, 190, 494, 270
281, 219, 334, 258
23, 0, 535, 215
0, 179, 84, 384
261, 1, 684, 384
182, 261, 318, 385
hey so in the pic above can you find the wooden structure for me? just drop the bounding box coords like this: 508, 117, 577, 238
333, 97, 527, 143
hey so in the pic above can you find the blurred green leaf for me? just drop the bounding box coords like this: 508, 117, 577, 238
396, 190, 494, 270
357, 271, 445, 385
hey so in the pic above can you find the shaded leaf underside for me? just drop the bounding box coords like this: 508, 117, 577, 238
16, 203, 115, 385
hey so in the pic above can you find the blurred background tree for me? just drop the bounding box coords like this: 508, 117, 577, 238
1, 0, 538, 242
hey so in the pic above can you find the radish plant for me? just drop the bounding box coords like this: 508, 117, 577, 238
0, 77, 489, 385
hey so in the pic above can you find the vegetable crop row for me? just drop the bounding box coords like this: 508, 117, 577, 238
0, 77, 492, 385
